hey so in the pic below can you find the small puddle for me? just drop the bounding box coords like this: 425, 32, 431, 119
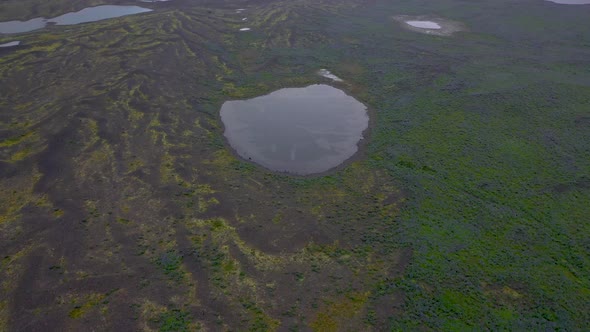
546, 0, 590, 3
0, 5, 152, 34
318, 69, 343, 82
220, 84, 369, 175
0, 41, 20, 47
406, 21, 441, 29
393, 15, 464, 36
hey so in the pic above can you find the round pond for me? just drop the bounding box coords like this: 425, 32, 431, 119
220, 84, 369, 175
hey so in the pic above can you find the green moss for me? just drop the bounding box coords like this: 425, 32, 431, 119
116, 218, 131, 224
0, 132, 35, 148
9, 147, 33, 162
157, 251, 182, 275
310, 292, 369, 332
156, 309, 190, 332
0, 0, 589, 330
240, 299, 280, 331
68, 294, 107, 319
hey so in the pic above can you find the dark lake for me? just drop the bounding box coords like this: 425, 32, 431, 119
220, 84, 369, 175
0, 5, 152, 34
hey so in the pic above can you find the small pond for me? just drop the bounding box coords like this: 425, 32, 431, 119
0, 41, 21, 47
406, 21, 441, 29
220, 84, 369, 175
0, 5, 152, 34
318, 69, 343, 82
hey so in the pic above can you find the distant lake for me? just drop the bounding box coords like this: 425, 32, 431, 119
0, 5, 152, 34
220, 84, 369, 175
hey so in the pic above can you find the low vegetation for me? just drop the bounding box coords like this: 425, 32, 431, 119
0, 0, 588, 330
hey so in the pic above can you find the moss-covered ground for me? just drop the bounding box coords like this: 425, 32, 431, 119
0, 0, 589, 330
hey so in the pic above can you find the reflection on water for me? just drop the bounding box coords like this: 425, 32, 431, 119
0, 5, 152, 34
220, 84, 369, 175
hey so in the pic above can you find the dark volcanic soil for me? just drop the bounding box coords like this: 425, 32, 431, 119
1, 0, 590, 330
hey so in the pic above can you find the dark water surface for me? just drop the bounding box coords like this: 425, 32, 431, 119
220, 84, 369, 175
0, 5, 152, 34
